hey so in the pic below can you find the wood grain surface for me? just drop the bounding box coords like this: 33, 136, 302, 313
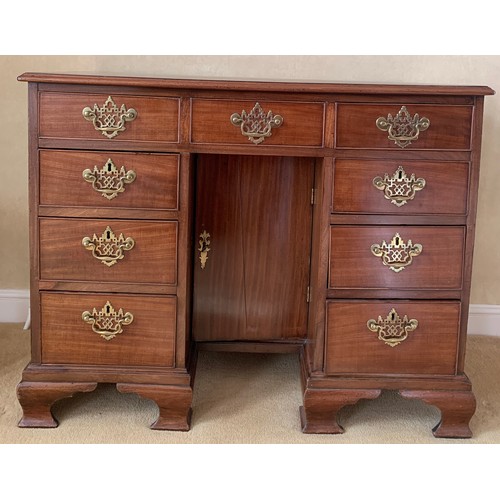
40, 150, 179, 211
193, 154, 314, 341
325, 301, 460, 375
39, 92, 180, 142
39, 218, 178, 285
40, 293, 177, 367
332, 159, 469, 215
191, 99, 325, 146
336, 103, 472, 149
329, 225, 465, 290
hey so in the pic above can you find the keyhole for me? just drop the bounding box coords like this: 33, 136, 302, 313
398, 169, 403, 180
107, 162, 112, 172
106, 305, 110, 313
391, 312, 395, 321
107, 231, 111, 239
395, 237, 400, 245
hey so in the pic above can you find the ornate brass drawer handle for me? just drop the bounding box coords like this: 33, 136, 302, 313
82, 300, 134, 341
373, 166, 426, 207
371, 233, 422, 273
82, 226, 135, 267
82, 95, 137, 139
367, 308, 418, 347
198, 230, 211, 269
230, 102, 283, 145
82, 158, 136, 200
376, 106, 430, 148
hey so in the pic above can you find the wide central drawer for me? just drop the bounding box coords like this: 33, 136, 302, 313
40, 293, 176, 366
39, 218, 177, 285
191, 98, 325, 146
39, 150, 179, 211
329, 226, 465, 289
326, 300, 460, 375
39, 92, 180, 143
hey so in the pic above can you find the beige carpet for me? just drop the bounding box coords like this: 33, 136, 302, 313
1, 322, 499, 444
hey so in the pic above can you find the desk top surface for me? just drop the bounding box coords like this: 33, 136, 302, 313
18, 72, 495, 96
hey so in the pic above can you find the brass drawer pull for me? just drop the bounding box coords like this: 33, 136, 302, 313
373, 166, 426, 207
376, 106, 430, 148
230, 102, 283, 145
82, 300, 134, 341
367, 308, 418, 347
82, 158, 136, 200
198, 230, 211, 269
82, 226, 135, 267
371, 233, 422, 273
82, 95, 137, 139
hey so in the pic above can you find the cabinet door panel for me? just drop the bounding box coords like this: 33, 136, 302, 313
193, 154, 314, 341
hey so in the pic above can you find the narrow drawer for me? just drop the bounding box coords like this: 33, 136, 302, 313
332, 159, 469, 215
335, 103, 472, 150
41, 293, 176, 366
329, 226, 464, 289
191, 98, 325, 146
39, 218, 177, 285
39, 150, 179, 210
326, 301, 460, 375
39, 92, 180, 143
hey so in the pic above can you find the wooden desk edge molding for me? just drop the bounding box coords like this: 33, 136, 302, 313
17, 72, 494, 438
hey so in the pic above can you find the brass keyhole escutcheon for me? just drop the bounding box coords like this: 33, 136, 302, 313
367, 307, 418, 347
198, 230, 211, 269
370, 232, 422, 273
372, 166, 426, 207
81, 300, 134, 341
82, 158, 136, 200
82, 226, 135, 267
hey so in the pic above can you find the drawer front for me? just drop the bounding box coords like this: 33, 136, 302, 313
332, 160, 469, 215
39, 219, 177, 285
41, 293, 176, 366
329, 226, 464, 289
40, 150, 179, 210
335, 103, 472, 150
326, 301, 460, 375
191, 98, 325, 146
39, 92, 179, 143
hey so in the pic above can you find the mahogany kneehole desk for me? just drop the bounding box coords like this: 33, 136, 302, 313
16, 73, 494, 437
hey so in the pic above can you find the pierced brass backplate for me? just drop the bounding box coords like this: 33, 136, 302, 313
82, 158, 136, 200
82, 96, 137, 139
373, 166, 426, 207
367, 307, 418, 347
376, 106, 430, 148
82, 226, 135, 267
230, 102, 283, 144
371, 233, 422, 272
198, 230, 211, 269
82, 300, 134, 341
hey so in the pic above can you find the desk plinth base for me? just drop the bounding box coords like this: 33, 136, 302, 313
16, 364, 194, 431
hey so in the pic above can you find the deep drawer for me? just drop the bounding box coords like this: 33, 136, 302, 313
39, 92, 180, 143
39, 218, 177, 285
191, 98, 325, 146
40, 293, 176, 366
329, 226, 464, 290
335, 103, 472, 150
332, 159, 469, 215
39, 150, 179, 211
325, 301, 460, 375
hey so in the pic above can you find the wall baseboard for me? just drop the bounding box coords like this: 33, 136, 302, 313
0, 289, 30, 324
0, 289, 499, 337
467, 304, 500, 337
